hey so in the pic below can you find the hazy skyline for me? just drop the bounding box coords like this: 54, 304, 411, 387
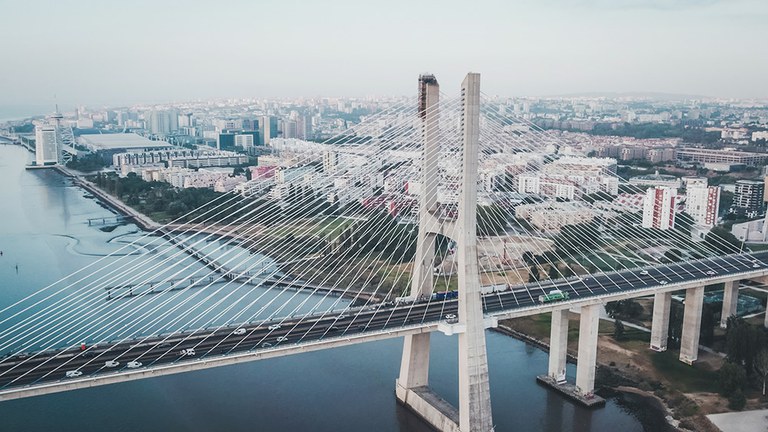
1, 0, 767, 107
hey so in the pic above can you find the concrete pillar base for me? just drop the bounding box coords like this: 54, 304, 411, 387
720, 281, 739, 329
680, 286, 705, 365
396, 383, 460, 432
650, 292, 672, 352
548, 309, 569, 382
575, 305, 600, 395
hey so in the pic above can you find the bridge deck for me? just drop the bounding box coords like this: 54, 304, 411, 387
2, 251, 767, 401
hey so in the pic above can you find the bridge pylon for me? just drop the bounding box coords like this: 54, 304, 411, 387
396, 73, 494, 432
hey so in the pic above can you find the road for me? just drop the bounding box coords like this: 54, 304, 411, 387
2, 250, 767, 393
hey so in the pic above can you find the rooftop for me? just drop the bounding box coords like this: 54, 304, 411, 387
78, 133, 175, 151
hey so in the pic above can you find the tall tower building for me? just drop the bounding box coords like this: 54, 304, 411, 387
34, 111, 64, 166
686, 186, 720, 227
34, 125, 60, 166
282, 120, 298, 139
642, 187, 677, 230
260, 116, 272, 145
734, 179, 765, 218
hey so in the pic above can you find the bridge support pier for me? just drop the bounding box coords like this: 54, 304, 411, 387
650, 292, 671, 352
548, 309, 569, 382
680, 286, 704, 365
720, 281, 738, 328
575, 304, 600, 395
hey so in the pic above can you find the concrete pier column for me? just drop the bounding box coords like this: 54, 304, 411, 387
765, 306, 768, 329
548, 309, 569, 382
575, 304, 600, 395
650, 292, 672, 352
680, 286, 705, 365
720, 280, 739, 328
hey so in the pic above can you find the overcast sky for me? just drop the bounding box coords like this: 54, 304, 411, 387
1, 0, 767, 107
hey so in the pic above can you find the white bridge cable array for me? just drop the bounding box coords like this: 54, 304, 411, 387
471, 101, 754, 306
477, 99, 753, 271
0, 95, 464, 384
0, 84, 763, 391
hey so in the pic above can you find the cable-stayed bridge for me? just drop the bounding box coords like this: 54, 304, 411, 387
2, 73, 767, 432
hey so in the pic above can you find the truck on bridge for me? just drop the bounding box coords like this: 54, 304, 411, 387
538, 289, 569, 303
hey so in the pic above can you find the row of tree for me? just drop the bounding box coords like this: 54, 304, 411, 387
718, 317, 768, 409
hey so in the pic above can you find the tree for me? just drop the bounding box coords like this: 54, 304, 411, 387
725, 316, 764, 374
522, 251, 535, 266
755, 349, 768, 396
718, 362, 747, 397
554, 221, 604, 255
548, 263, 561, 280
667, 302, 684, 349
613, 319, 626, 341
728, 389, 746, 410
705, 227, 743, 254
604, 299, 643, 320
664, 248, 683, 263
700, 303, 716, 346
477, 204, 507, 236
528, 265, 540, 283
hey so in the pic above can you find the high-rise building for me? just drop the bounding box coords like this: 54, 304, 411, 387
34, 124, 60, 166
282, 120, 298, 139
642, 187, 677, 230
34, 110, 66, 166
323, 151, 338, 174
260, 116, 277, 145
234, 134, 254, 149
686, 186, 720, 227
734, 179, 765, 217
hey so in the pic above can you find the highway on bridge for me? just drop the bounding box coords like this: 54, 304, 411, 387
2, 251, 767, 396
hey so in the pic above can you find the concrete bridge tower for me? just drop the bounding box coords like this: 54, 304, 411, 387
396, 73, 494, 432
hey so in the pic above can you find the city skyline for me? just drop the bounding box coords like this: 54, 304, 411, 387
1, 0, 767, 107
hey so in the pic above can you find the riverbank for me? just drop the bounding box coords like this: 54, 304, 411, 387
497, 313, 745, 432
494, 323, 677, 431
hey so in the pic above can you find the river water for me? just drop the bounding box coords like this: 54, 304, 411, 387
0, 144, 652, 432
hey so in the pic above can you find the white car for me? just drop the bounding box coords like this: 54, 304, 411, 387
659, 280, 669, 285
233, 328, 246, 335
753, 264, 761, 268
706, 270, 716, 276
261, 342, 272, 348
65, 370, 83, 378
639, 270, 649, 276
104, 360, 120, 368
126, 361, 142, 369
180, 349, 195, 357
276, 336, 288, 342
268, 324, 282, 331
445, 313, 458, 323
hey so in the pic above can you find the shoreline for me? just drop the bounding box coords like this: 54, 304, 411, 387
52, 165, 378, 302
493, 324, 677, 431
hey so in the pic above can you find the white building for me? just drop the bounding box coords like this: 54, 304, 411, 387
234, 134, 254, 149
642, 187, 677, 230
752, 131, 768, 142
34, 125, 60, 166
514, 202, 596, 233
685, 186, 720, 227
